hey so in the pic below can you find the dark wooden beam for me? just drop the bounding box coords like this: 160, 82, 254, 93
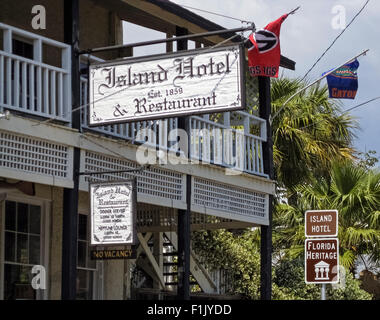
176, 26, 191, 301
62, 0, 81, 300
258, 76, 274, 300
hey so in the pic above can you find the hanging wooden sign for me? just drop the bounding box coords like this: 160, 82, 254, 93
90, 247, 137, 260
88, 44, 245, 126
90, 179, 137, 246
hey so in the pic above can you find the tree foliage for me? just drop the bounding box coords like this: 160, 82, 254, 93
271, 77, 358, 191
192, 229, 373, 300
293, 161, 380, 269
191, 77, 378, 300
274, 256, 373, 300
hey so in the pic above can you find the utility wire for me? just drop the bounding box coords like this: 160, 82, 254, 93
301, 0, 370, 81
178, 3, 253, 24
299, 96, 380, 131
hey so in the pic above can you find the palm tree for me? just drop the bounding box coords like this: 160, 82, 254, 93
276, 160, 380, 272
270, 77, 358, 193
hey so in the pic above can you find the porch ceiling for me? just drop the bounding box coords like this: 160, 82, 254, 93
89, 0, 295, 70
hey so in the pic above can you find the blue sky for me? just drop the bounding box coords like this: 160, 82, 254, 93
124, 0, 380, 158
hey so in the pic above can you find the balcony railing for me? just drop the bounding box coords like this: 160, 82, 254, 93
0, 22, 267, 177
0, 22, 71, 122
189, 112, 265, 175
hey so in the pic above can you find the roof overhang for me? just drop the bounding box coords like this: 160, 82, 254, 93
89, 0, 296, 70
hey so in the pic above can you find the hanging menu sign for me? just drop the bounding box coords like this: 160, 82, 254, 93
88, 44, 245, 126
90, 180, 136, 246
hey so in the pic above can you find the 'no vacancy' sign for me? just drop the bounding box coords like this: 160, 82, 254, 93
305, 238, 339, 284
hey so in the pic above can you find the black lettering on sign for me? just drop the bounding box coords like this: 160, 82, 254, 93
90, 247, 137, 260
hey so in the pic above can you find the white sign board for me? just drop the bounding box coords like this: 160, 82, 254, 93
90, 180, 136, 246
89, 44, 245, 125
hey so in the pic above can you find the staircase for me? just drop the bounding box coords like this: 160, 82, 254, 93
135, 232, 217, 294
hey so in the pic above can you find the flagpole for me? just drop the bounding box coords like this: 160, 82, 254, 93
270, 49, 369, 123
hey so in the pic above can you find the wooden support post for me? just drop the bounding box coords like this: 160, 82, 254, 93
137, 233, 166, 289
176, 26, 191, 301
177, 175, 191, 300
258, 76, 274, 300
153, 232, 163, 291
62, 0, 80, 300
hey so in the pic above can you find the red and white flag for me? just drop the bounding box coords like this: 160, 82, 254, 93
248, 14, 288, 78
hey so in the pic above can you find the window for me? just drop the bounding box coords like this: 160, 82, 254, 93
2, 201, 41, 300
77, 213, 98, 300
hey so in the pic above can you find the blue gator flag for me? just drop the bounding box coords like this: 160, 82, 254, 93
325, 59, 359, 99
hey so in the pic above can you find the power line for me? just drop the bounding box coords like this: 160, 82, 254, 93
342, 96, 380, 114
178, 4, 300, 29
178, 3, 253, 25
301, 0, 370, 81
299, 96, 380, 131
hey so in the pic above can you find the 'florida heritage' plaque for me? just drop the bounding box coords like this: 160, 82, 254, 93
305, 238, 339, 284
89, 44, 245, 125
90, 180, 136, 246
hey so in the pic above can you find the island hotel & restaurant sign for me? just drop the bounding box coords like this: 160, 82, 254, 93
88, 44, 245, 125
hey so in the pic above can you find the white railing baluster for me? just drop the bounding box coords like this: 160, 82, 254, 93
246, 137, 251, 172
255, 140, 260, 173
159, 119, 168, 151
29, 64, 35, 111
214, 127, 222, 165
36, 66, 42, 113
62, 47, 71, 123
250, 138, 254, 172
193, 119, 199, 160
124, 123, 129, 139
21, 62, 27, 109
202, 123, 210, 163
50, 70, 56, 116
236, 130, 244, 171
259, 142, 264, 174
6, 57, 11, 105
13, 60, 20, 107
43, 68, 49, 114
57, 72, 63, 117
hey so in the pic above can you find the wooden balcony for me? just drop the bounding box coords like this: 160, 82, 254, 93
0, 22, 274, 226
0, 22, 71, 122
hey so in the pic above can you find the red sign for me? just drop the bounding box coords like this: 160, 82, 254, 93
305, 210, 338, 237
305, 238, 339, 284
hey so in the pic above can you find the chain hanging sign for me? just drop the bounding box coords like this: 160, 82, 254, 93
90, 179, 137, 246
89, 44, 245, 126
